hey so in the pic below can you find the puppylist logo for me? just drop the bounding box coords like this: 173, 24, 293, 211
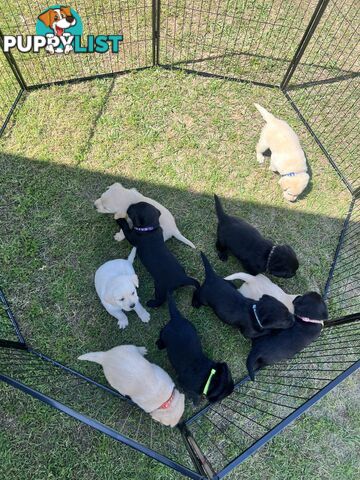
3, 5, 123, 55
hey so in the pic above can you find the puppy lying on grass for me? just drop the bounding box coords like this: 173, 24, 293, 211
94, 182, 195, 248
254, 103, 310, 202
156, 296, 234, 405
95, 247, 150, 329
79, 345, 185, 427
117, 202, 199, 308
214, 194, 299, 278
224, 272, 298, 313
247, 292, 328, 380
192, 253, 294, 339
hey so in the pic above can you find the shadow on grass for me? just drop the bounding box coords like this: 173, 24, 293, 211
1, 152, 357, 479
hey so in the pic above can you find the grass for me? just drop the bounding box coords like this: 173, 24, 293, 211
0, 68, 357, 479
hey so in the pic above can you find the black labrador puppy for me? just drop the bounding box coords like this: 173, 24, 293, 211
117, 202, 199, 307
156, 296, 234, 404
246, 292, 328, 379
214, 194, 299, 278
192, 252, 295, 339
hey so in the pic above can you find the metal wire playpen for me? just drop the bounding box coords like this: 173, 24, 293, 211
0, 0, 359, 478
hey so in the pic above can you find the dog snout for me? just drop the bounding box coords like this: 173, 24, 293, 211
66, 15, 75, 23
130, 303, 135, 309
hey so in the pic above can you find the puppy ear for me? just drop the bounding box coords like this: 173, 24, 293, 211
60, 6, 72, 16
278, 176, 290, 190
104, 292, 116, 305
38, 9, 56, 27
132, 274, 139, 288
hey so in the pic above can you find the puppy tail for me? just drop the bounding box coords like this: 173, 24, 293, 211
173, 230, 196, 249
200, 252, 216, 279
224, 272, 255, 283
246, 350, 258, 381
167, 294, 181, 321
78, 351, 105, 365
127, 247, 137, 263
214, 194, 226, 220
254, 103, 276, 123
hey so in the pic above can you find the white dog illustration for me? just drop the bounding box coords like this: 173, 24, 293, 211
225, 272, 298, 313
38, 6, 76, 54
78, 345, 185, 427
95, 248, 150, 329
94, 182, 195, 248
255, 103, 310, 202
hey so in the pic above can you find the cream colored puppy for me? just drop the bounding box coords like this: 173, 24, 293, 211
225, 272, 298, 313
94, 183, 195, 248
255, 103, 310, 202
95, 248, 150, 329
78, 345, 185, 427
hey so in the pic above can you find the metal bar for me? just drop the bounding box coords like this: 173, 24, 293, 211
0, 288, 26, 344
280, 0, 330, 90
216, 360, 360, 479
0, 339, 27, 350
179, 423, 214, 480
0, 29, 27, 90
283, 91, 354, 194
0, 89, 23, 138
325, 314, 360, 328
0, 374, 204, 480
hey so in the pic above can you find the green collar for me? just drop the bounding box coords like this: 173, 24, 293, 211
202, 368, 217, 396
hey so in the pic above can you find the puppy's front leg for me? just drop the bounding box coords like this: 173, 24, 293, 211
116, 218, 137, 246
147, 285, 166, 308
134, 302, 150, 323
114, 230, 125, 242
216, 239, 229, 261
256, 134, 268, 164
191, 289, 203, 308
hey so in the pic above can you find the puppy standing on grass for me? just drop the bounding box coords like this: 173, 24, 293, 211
117, 202, 199, 308
156, 296, 234, 405
78, 345, 185, 427
214, 194, 299, 278
246, 292, 328, 380
95, 248, 150, 329
254, 103, 310, 202
224, 272, 298, 313
192, 253, 294, 339
94, 183, 195, 248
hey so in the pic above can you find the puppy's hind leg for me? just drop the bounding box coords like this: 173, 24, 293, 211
137, 346, 147, 356
147, 285, 167, 308
216, 239, 229, 262
256, 131, 269, 164
191, 288, 203, 308
156, 329, 166, 350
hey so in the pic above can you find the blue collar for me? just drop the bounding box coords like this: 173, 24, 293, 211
133, 226, 157, 232
281, 171, 306, 177
252, 304, 263, 329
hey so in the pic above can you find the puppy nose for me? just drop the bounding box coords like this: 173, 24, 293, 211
130, 303, 135, 309
66, 15, 74, 22
93, 204, 97, 209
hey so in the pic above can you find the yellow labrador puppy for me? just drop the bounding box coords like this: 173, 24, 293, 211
94, 183, 195, 248
79, 345, 185, 427
255, 104, 309, 202
225, 272, 298, 313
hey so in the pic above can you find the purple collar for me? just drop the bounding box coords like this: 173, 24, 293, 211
133, 226, 157, 232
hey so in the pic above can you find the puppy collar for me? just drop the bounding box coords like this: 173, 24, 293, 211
266, 245, 277, 272
203, 368, 217, 396
281, 171, 306, 177
133, 226, 156, 232
252, 304, 263, 329
298, 316, 324, 327
157, 388, 175, 410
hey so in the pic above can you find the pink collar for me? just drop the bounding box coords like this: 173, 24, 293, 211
157, 389, 175, 410
298, 316, 324, 327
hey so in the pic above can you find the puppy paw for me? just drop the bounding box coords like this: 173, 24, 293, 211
146, 299, 161, 308
218, 251, 228, 262
138, 346, 147, 356
114, 231, 125, 242
257, 153, 265, 163
140, 310, 151, 323
117, 317, 129, 329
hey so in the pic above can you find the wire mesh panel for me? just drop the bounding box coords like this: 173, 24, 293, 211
0, 44, 22, 134
185, 320, 360, 476
0, 346, 203, 479
159, 0, 320, 86
325, 199, 360, 320
0, 0, 154, 87
284, 0, 360, 192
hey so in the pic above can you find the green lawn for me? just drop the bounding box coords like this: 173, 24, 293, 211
0, 68, 357, 479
